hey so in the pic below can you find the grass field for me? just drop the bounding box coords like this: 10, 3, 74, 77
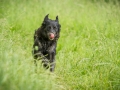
0, 0, 120, 90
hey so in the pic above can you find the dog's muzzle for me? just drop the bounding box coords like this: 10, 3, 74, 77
48, 33, 55, 40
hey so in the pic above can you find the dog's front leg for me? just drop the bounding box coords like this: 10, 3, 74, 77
48, 44, 56, 72
32, 38, 49, 66
49, 52, 56, 72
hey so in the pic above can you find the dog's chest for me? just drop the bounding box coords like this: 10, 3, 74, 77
42, 42, 49, 50
40, 41, 52, 54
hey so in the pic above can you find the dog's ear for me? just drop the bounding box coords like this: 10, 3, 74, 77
55, 16, 59, 22
44, 14, 49, 21
42, 14, 49, 26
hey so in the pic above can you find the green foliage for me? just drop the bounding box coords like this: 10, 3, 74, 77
0, 0, 120, 90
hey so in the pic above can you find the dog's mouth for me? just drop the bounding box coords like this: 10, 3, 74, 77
48, 33, 55, 40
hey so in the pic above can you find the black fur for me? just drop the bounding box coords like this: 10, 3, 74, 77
32, 14, 61, 72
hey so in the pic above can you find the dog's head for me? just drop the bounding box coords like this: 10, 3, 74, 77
41, 14, 61, 40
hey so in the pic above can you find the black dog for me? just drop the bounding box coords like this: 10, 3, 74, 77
32, 14, 61, 72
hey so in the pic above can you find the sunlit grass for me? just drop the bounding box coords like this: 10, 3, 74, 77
0, 0, 120, 90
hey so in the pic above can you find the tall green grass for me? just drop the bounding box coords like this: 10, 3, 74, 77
0, 0, 120, 90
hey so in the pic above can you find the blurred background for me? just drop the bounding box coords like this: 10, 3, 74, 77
0, 0, 120, 90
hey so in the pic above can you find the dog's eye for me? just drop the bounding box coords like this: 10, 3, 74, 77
48, 26, 51, 29
53, 26, 56, 29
